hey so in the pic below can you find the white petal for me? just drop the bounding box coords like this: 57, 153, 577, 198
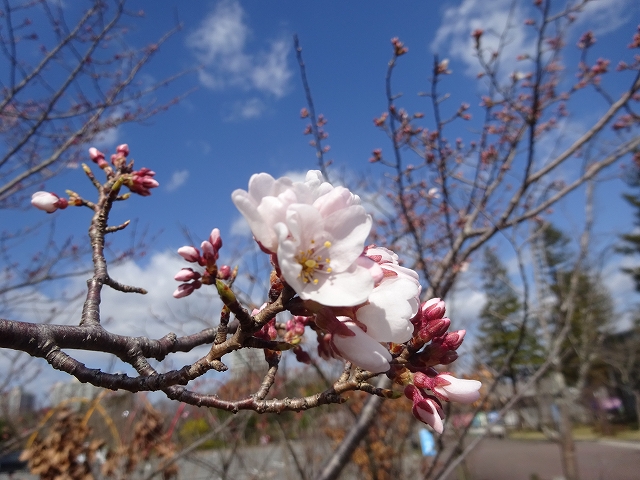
322, 206, 372, 270
366, 246, 398, 264
297, 262, 374, 307
436, 375, 482, 404
313, 187, 358, 217
331, 321, 392, 373
232, 191, 278, 251
415, 401, 444, 434
356, 276, 418, 343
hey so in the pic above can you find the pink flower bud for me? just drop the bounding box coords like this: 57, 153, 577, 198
200, 240, 218, 265
439, 350, 458, 365
88, 147, 105, 161
177, 246, 200, 263
293, 346, 311, 364
218, 265, 231, 279
208, 228, 223, 250
174, 268, 201, 282
418, 318, 451, 342
404, 385, 445, 433
173, 283, 195, 299
432, 374, 481, 404
31, 191, 67, 213
128, 168, 159, 196
420, 298, 446, 322
116, 144, 130, 157
443, 330, 465, 350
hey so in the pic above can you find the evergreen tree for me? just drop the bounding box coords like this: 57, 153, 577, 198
539, 224, 614, 385
618, 157, 640, 291
475, 248, 544, 391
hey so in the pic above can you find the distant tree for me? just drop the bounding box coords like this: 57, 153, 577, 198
475, 248, 544, 394
539, 224, 613, 385
534, 219, 614, 480
618, 155, 640, 291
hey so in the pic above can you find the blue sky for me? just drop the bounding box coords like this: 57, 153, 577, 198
21, 0, 638, 251
4, 0, 640, 395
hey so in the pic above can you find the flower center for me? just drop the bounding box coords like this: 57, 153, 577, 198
296, 240, 333, 284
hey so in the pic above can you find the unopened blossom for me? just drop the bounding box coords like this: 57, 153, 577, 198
31, 191, 68, 213
411, 330, 466, 368
331, 317, 393, 373
177, 246, 200, 263
405, 385, 445, 433
414, 371, 481, 404
218, 265, 232, 279
174, 268, 201, 282
88, 147, 108, 169
127, 167, 159, 196
413, 298, 450, 342
116, 144, 130, 157
173, 282, 200, 299
433, 374, 481, 404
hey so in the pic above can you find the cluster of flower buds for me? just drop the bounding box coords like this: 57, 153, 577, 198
411, 298, 449, 344
111, 143, 129, 169
409, 298, 466, 370
89, 144, 159, 196
274, 314, 312, 364
31, 191, 69, 213
384, 297, 479, 433
126, 167, 159, 197
89, 143, 130, 169
391, 37, 408, 56
173, 228, 231, 298
403, 370, 481, 434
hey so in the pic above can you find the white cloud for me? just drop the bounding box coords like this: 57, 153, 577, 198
1, 251, 228, 402
165, 169, 189, 192
89, 251, 222, 338
230, 214, 251, 237
432, 0, 638, 79
432, 0, 534, 78
576, 0, 637, 36
92, 123, 119, 149
188, 0, 292, 98
225, 97, 266, 121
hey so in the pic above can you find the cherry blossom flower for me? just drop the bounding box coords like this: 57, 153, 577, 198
31, 191, 68, 213
354, 246, 421, 343
233, 170, 376, 306
231, 171, 333, 253
275, 202, 374, 306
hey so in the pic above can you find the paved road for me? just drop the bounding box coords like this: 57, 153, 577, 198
456, 438, 640, 480
2, 438, 639, 479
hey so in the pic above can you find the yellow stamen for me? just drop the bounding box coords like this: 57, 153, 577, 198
296, 238, 333, 284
